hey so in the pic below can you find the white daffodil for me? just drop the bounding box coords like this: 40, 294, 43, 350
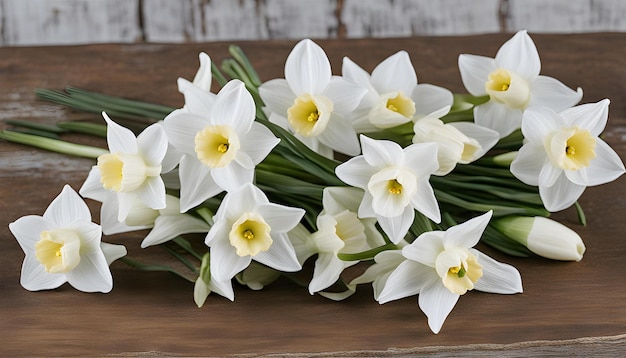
493, 216, 586, 261
80, 113, 168, 222
412, 108, 499, 175
163, 80, 280, 212
510, 99, 625, 211
205, 183, 304, 283
459, 30, 583, 138
307, 187, 385, 296
342, 51, 453, 132
378, 211, 523, 334
335, 135, 441, 244
259, 39, 367, 157
9, 185, 126, 293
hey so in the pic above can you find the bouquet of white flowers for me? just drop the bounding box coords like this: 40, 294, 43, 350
3, 31, 624, 334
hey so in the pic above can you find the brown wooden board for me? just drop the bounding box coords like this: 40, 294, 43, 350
1, 34, 625, 356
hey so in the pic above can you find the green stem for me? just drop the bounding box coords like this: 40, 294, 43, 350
0, 130, 107, 159
337, 243, 399, 262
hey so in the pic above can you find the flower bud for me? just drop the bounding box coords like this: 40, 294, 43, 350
492, 216, 585, 261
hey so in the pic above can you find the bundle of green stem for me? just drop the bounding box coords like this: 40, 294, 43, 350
1, 45, 585, 262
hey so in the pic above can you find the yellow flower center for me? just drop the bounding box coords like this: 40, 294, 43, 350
436, 248, 482, 295
35, 229, 82, 274
485, 68, 530, 109
98, 153, 161, 192
287, 94, 334, 137
385, 92, 416, 118
388, 179, 403, 195
546, 126, 597, 170
229, 212, 272, 257
194, 125, 240, 168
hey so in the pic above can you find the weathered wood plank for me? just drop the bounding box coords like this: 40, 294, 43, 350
1, 0, 142, 46
506, 0, 626, 33
341, 0, 501, 37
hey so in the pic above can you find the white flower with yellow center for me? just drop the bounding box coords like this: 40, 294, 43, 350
412, 107, 499, 175
304, 187, 385, 297
80, 113, 168, 222
335, 135, 441, 244
9, 185, 126, 293
510, 99, 625, 211
163, 80, 280, 212
205, 183, 304, 282
377, 211, 523, 334
342, 51, 453, 132
259, 39, 367, 158
459, 30, 583, 138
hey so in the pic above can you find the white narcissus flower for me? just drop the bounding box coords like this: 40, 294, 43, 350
378, 211, 523, 334
9, 185, 126, 293
163, 80, 280, 212
492, 216, 586, 261
342, 51, 453, 132
335, 135, 441, 244
205, 183, 304, 282
510, 99, 625, 212
259, 39, 367, 157
412, 108, 499, 175
307, 187, 385, 296
80, 113, 168, 222
459, 30, 583, 138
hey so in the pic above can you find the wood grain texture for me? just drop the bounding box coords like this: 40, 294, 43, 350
341, 0, 501, 37
506, 0, 626, 33
1, 34, 625, 356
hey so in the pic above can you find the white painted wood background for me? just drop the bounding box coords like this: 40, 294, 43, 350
0, 0, 625, 46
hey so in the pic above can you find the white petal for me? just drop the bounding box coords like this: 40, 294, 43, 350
209, 238, 252, 281
510, 144, 546, 186
539, 175, 586, 212
358, 192, 377, 218
335, 156, 377, 189
178, 156, 223, 212
409, 179, 441, 224
342, 56, 379, 104
74, 221, 103, 253
458, 54, 496, 96
137, 123, 168, 166
254, 233, 302, 272
403, 142, 439, 176
449, 122, 499, 160
178, 77, 216, 115
211, 80, 255, 134
285, 39, 331, 95
222, 183, 268, 220
20, 255, 66, 291
582, 139, 625, 185
378, 260, 430, 304
100, 197, 147, 235
258, 203, 305, 233
474, 101, 522, 138
418, 279, 460, 334
309, 253, 349, 294
137, 177, 167, 210
192, 52, 212, 92
402, 231, 444, 268
79, 166, 108, 202
520, 106, 562, 143
163, 111, 209, 155
141, 215, 210, 248
209, 275, 235, 301
116, 192, 134, 223
103, 112, 138, 154
66, 251, 113, 293
528, 76, 583, 111
322, 186, 363, 214
323, 76, 367, 116
258, 79, 296, 116
9, 216, 52, 253
378, 206, 414, 244
471, 249, 523, 294
44, 185, 91, 227
100, 242, 127, 265
412, 84, 453, 117
211, 163, 254, 192
495, 30, 540, 80
370, 51, 416, 95
560, 99, 610, 137
360, 135, 403, 168
538, 162, 563, 188
318, 114, 361, 156
240, 122, 280, 165
444, 211, 492, 249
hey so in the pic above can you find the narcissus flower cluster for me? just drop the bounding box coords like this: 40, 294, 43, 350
6, 31, 623, 334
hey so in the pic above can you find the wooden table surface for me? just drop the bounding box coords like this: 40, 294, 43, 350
1, 34, 625, 357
